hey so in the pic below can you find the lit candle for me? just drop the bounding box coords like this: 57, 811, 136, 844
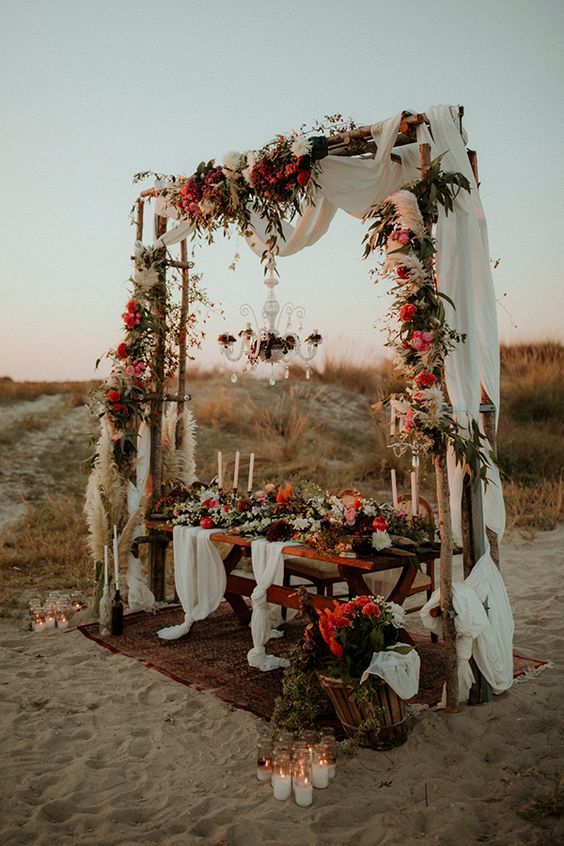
293, 778, 313, 807
104, 545, 109, 587
411, 470, 419, 517
233, 450, 240, 490
272, 772, 292, 800
256, 738, 272, 782
247, 452, 255, 492
44, 611, 56, 629
217, 451, 223, 489
391, 469, 399, 509
32, 616, 46, 633
57, 614, 69, 630
113, 525, 120, 590
311, 745, 329, 789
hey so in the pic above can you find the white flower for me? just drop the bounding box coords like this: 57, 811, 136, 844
291, 136, 311, 159
222, 150, 244, 179
387, 601, 406, 629
371, 530, 392, 551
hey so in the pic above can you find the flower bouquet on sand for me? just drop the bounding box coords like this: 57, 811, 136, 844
299, 591, 420, 749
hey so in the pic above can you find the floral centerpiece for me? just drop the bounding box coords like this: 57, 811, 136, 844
297, 592, 418, 749
151, 481, 433, 552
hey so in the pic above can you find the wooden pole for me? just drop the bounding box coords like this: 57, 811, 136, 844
175, 239, 190, 450
148, 212, 168, 600
419, 141, 459, 712
135, 200, 144, 242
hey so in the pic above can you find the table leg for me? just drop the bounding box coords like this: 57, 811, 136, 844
222, 545, 252, 625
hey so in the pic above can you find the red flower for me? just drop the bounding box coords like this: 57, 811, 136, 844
116, 342, 129, 359
397, 266, 411, 280
199, 516, 214, 529
415, 370, 438, 388
328, 638, 344, 658
297, 170, 311, 188
399, 303, 417, 322
372, 517, 388, 532
362, 602, 381, 617
126, 300, 137, 313
111, 403, 127, 414
107, 389, 120, 403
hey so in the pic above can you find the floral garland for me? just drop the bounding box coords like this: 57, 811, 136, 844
152, 481, 433, 553
364, 159, 489, 473
135, 117, 358, 253
92, 245, 210, 463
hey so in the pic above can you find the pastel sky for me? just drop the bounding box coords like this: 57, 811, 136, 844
1, 0, 563, 381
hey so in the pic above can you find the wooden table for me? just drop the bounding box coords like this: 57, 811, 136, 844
145, 520, 440, 626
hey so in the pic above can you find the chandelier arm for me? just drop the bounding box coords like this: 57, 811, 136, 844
221, 336, 249, 363
240, 303, 260, 334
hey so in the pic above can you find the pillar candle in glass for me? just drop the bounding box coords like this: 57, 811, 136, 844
319, 733, 337, 780
256, 737, 273, 782
32, 613, 46, 633
271, 750, 292, 801
292, 753, 313, 807
56, 612, 69, 630
311, 744, 330, 789
43, 608, 56, 629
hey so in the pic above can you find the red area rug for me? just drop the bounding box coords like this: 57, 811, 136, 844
78, 604, 547, 720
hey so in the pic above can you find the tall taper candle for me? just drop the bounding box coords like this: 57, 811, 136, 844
113, 525, 120, 590
217, 451, 223, 488
247, 453, 255, 492
390, 405, 396, 437
233, 450, 240, 489
104, 545, 109, 587
410, 471, 419, 517
391, 470, 399, 509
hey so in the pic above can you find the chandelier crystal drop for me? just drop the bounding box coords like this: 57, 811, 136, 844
218, 258, 322, 385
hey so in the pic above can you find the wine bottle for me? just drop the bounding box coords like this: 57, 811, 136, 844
111, 588, 124, 635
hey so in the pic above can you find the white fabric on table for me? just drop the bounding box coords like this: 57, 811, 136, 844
360, 646, 421, 700
364, 569, 403, 601
157, 527, 226, 640
247, 539, 291, 672
420, 544, 514, 702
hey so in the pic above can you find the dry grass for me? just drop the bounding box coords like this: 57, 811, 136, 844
0, 376, 100, 403
1, 341, 562, 615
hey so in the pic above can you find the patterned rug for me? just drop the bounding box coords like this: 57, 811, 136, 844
78, 604, 548, 720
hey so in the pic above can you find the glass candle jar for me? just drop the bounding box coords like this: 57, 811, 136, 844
311, 744, 330, 789
319, 734, 337, 780
271, 750, 292, 800
31, 612, 46, 633
292, 753, 313, 807
256, 738, 273, 782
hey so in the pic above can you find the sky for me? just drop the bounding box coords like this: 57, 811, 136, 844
1, 0, 563, 381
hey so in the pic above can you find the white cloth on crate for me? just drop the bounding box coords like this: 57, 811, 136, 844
420, 545, 514, 703
157, 527, 226, 641
247, 539, 291, 672
360, 647, 421, 700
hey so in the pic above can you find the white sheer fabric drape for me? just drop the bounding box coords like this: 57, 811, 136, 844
157, 527, 226, 640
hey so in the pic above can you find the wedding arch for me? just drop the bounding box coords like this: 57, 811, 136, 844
86, 105, 513, 712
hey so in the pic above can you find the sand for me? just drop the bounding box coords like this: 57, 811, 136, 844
1, 528, 563, 846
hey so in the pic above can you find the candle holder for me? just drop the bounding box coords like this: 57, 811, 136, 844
256, 737, 273, 782
311, 744, 330, 789
271, 750, 292, 801
319, 732, 337, 780
31, 611, 46, 633
292, 753, 313, 807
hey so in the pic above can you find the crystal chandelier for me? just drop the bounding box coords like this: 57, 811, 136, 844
218, 259, 322, 385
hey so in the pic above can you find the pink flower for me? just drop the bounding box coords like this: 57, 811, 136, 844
399, 303, 417, 322
345, 507, 357, 527
411, 330, 433, 352
404, 408, 416, 431
265, 483, 276, 493
390, 227, 412, 245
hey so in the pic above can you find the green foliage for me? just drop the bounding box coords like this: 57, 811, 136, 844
270, 644, 334, 732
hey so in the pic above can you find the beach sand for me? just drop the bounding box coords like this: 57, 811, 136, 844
1, 527, 563, 846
